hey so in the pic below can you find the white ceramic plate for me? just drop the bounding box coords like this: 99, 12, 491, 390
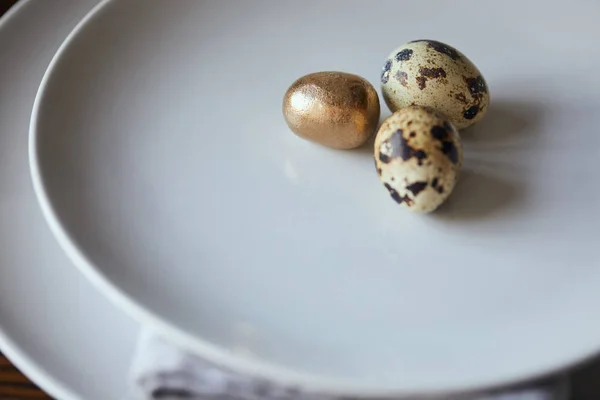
30, 0, 600, 396
0, 1, 140, 399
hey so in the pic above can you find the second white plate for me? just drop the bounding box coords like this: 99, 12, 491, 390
0, 1, 139, 399
30, 0, 600, 396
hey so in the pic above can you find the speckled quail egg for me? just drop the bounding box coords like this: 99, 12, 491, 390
380, 40, 489, 130
374, 105, 462, 213
283, 71, 380, 149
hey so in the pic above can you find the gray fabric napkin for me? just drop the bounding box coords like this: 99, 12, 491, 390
127, 331, 570, 400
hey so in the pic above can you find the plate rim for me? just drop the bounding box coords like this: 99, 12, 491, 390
27, 0, 600, 397
0, 2, 78, 398
0, 1, 99, 399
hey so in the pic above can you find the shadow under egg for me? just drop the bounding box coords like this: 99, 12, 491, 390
433, 169, 525, 222
460, 98, 549, 151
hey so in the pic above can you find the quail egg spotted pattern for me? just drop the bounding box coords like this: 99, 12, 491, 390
381, 40, 489, 130
374, 106, 463, 213
282, 39, 487, 214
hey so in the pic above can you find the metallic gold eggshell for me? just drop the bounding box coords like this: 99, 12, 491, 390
283, 72, 380, 150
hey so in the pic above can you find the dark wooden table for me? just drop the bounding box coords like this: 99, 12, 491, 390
1, 0, 600, 399
0, 353, 50, 399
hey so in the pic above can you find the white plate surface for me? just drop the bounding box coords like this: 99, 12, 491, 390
0, 1, 139, 399
31, 0, 600, 396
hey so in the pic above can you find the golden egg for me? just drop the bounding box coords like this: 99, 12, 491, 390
283, 72, 380, 150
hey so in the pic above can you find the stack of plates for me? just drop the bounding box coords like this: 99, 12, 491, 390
2, 1, 600, 399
